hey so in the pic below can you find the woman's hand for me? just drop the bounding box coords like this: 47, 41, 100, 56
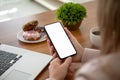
49, 57, 72, 80
66, 63, 83, 80
47, 27, 84, 62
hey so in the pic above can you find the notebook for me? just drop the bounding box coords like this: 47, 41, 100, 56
0, 44, 53, 80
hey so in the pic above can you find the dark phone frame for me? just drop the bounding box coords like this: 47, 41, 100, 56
44, 22, 77, 59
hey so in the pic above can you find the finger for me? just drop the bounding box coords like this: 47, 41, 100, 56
49, 58, 60, 68
47, 39, 52, 47
53, 52, 58, 58
51, 57, 62, 65
47, 39, 54, 54
62, 57, 72, 69
64, 28, 76, 41
50, 46, 55, 55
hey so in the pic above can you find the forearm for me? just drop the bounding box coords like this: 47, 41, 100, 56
81, 48, 100, 63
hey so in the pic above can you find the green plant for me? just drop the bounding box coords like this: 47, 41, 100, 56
56, 2, 87, 25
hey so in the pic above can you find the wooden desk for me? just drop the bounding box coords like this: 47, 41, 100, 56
0, 1, 98, 80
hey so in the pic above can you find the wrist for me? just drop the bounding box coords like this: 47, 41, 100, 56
80, 47, 85, 62
49, 75, 65, 80
81, 48, 100, 63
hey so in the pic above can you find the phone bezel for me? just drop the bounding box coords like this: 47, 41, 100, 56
44, 22, 77, 59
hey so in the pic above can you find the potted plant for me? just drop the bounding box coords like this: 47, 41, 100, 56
56, 2, 87, 31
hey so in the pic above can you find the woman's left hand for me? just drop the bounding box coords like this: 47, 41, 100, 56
46, 28, 84, 62
48, 57, 72, 80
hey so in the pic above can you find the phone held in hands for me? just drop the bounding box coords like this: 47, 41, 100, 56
44, 22, 76, 59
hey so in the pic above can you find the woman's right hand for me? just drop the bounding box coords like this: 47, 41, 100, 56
47, 27, 84, 62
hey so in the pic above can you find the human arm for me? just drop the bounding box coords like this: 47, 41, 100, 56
81, 48, 100, 63
47, 27, 100, 63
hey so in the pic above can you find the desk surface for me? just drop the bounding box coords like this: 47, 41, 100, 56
0, 1, 98, 80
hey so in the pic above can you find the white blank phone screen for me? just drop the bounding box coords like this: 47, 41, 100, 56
45, 22, 76, 59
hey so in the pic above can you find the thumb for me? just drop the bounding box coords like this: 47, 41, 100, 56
62, 57, 72, 69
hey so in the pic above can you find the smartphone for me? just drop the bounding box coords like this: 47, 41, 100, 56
44, 22, 76, 59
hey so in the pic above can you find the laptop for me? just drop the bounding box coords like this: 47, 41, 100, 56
0, 44, 53, 80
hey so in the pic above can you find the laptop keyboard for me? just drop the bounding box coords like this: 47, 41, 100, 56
0, 50, 22, 76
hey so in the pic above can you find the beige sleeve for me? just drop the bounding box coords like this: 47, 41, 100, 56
75, 58, 110, 80
76, 54, 120, 80
81, 48, 100, 63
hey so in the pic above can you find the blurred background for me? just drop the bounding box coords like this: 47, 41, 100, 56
0, 0, 93, 22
